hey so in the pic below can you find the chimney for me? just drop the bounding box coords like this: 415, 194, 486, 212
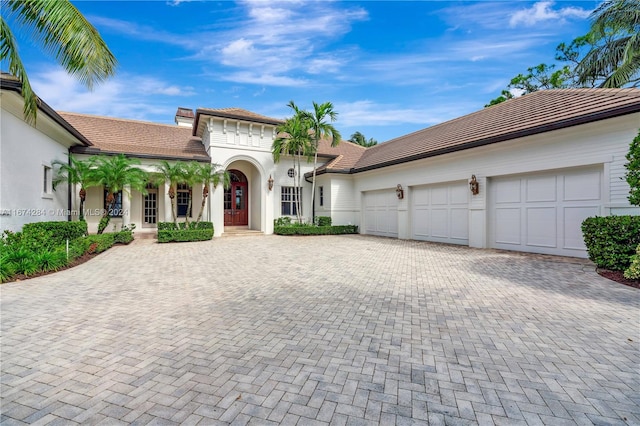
175, 107, 194, 128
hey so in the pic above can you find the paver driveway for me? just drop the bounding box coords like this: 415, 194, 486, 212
1, 235, 638, 425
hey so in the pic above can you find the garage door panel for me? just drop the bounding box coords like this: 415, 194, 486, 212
491, 167, 602, 257
431, 187, 448, 205
526, 207, 557, 247
526, 176, 556, 202
495, 180, 521, 203
450, 208, 469, 240
563, 206, 600, 250
495, 208, 521, 244
412, 182, 468, 245
363, 190, 398, 237
450, 185, 468, 205
414, 208, 429, 237
430, 209, 449, 238
564, 171, 601, 201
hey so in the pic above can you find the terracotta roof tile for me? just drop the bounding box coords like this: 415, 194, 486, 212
354, 88, 640, 172
60, 112, 209, 161
316, 139, 367, 172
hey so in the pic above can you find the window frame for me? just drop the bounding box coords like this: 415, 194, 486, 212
177, 183, 191, 217
281, 186, 302, 216
42, 163, 53, 198
319, 186, 324, 207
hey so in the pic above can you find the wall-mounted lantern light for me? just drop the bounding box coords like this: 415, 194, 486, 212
469, 175, 479, 195
396, 184, 404, 200
268, 175, 274, 191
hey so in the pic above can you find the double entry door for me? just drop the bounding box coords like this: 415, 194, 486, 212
224, 170, 248, 226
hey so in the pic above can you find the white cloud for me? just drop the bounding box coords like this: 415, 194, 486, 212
509, 1, 590, 28
337, 100, 462, 128
29, 67, 195, 121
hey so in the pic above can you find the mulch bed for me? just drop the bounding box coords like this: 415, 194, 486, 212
597, 269, 640, 289
5, 252, 99, 284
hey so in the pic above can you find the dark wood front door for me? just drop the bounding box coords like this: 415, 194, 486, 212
224, 170, 248, 226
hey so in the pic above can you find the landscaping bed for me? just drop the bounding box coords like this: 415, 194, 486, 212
1, 221, 134, 283
157, 221, 213, 243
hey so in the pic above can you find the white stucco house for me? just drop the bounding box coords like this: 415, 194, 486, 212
1, 73, 639, 258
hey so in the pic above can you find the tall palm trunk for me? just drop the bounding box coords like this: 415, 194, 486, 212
168, 185, 178, 226
310, 138, 319, 224
185, 187, 193, 227
79, 187, 86, 221
296, 153, 303, 224
98, 191, 115, 234
196, 184, 209, 226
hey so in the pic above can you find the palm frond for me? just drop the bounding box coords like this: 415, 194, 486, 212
5, 0, 117, 89
0, 16, 37, 124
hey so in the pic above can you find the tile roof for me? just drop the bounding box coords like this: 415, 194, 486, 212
315, 139, 367, 173
60, 112, 210, 162
354, 88, 640, 172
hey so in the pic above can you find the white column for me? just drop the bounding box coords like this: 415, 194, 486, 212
212, 182, 224, 237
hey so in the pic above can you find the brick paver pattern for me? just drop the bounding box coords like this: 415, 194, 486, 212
1, 235, 639, 425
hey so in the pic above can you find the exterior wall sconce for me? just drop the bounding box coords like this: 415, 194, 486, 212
469, 175, 479, 195
268, 175, 274, 191
396, 184, 404, 200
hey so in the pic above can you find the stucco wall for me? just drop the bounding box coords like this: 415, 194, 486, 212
0, 95, 76, 232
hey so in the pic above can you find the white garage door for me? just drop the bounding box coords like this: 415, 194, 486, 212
412, 182, 469, 245
364, 190, 398, 237
490, 167, 603, 257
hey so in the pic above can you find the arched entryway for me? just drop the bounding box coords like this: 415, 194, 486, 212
224, 169, 248, 226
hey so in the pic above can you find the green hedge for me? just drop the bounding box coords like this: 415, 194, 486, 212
315, 216, 332, 226
114, 230, 134, 244
582, 216, 640, 271
274, 225, 358, 235
157, 221, 214, 243
23, 221, 87, 247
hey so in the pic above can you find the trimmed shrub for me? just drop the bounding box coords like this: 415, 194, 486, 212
274, 217, 292, 227
624, 244, 640, 280
85, 234, 116, 254
582, 216, 640, 271
315, 216, 332, 226
274, 225, 358, 235
113, 230, 134, 244
23, 221, 87, 247
157, 222, 214, 243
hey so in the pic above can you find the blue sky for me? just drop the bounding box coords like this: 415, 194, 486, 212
9, 1, 596, 142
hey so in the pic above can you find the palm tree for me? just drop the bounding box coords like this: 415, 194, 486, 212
350, 131, 378, 147
576, 0, 640, 88
91, 154, 148, 234
195, 163, 230, 226
272, 112, 312, 224
181, 162, 203, 227
305, 101, 341, 223
52, 155, 96, 221
154, 160, 186, 227
1, 0, 117, 124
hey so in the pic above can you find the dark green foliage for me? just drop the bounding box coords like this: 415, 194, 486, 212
157, 221, 214, 243
624, 244, 640, 279
274, 225, 358, 235
582, 215, 640, 270
274, 217, 292, 226
85, 234, 116, 253
315, 216, 332, 226
0, 254, 16, 283
34, 250, 68, 272
113, 230, 134, 244
625, 131, 640, 206
22, 221, 87, 247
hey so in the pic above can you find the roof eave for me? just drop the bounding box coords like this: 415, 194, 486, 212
353, 103, 640, 173
70, 146, 211, 163
1, 78, 93, 147
193, 108, 284, 136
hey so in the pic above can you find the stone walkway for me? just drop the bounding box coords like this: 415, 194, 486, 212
1, 235, 638, 425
